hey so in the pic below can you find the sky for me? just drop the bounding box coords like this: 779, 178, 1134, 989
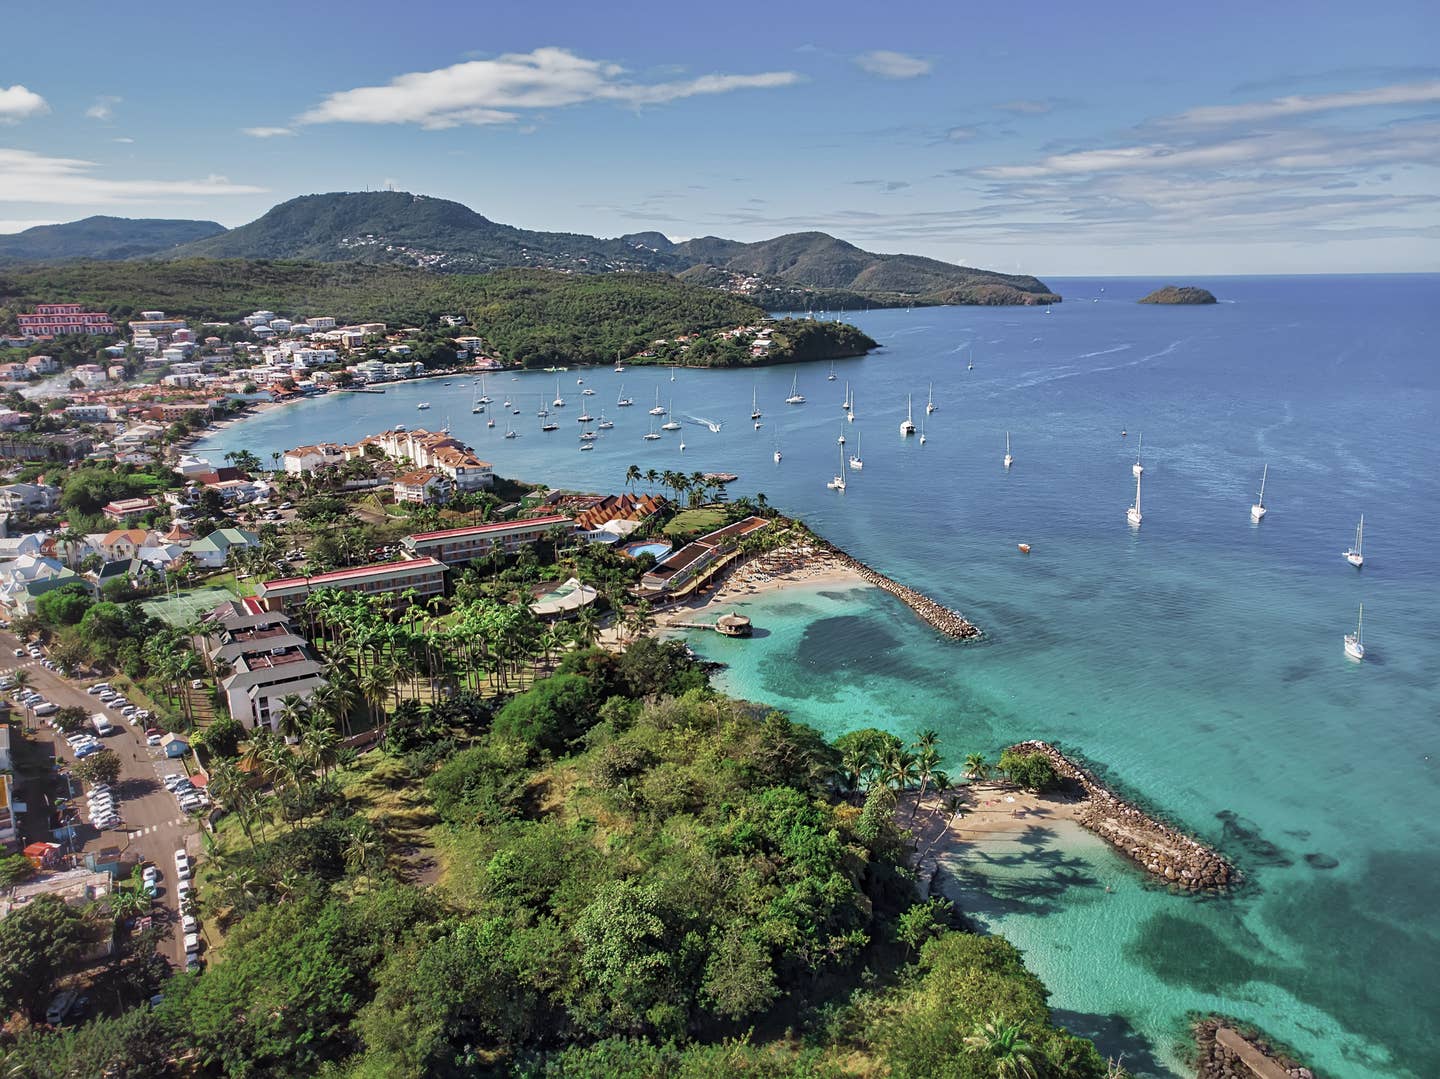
1, 0, 1437, 275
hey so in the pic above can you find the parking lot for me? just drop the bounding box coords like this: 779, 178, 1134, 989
4, 629, 203, 971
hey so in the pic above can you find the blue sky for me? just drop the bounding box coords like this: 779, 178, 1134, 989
1, 0, 1437, 274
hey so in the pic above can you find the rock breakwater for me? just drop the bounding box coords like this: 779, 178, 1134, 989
1010, 740, 1237, 892
816, 539, 981, 640
1194, 1018, 1315, 1079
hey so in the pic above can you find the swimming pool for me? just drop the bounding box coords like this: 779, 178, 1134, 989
622, 541, 672, 560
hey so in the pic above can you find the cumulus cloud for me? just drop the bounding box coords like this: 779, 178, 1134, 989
297, 47, 800, 129
86, 95, 121, 121
0, 147, 266, 204
0, 85, 48, 123
243, 126, 296, 138
1162, 79, 1440, 127
854, 51, 931, 80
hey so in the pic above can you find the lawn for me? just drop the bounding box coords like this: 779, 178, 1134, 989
663, 507, 727, 539
140, 584, 240, 627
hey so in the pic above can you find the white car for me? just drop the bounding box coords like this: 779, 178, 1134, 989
11, 648, 23, 658
142, 865, 161, 884
147, 733, 163, 746
174, 849, 191, 873
183, 933, 201, 954
32, 702, 57, 716
190, 679, 204, 690
181, 914, 198, 934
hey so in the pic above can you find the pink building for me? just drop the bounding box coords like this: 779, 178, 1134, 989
17, 304, 115, 338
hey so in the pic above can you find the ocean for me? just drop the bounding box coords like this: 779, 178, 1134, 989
194, 274, 1440, 1078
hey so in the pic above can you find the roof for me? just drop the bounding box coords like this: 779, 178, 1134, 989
407, 514, 572, 543
101, 529, 148, 547
259, 556, 445, 593
394, 469, 446, 487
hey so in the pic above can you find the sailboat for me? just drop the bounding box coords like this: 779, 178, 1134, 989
837, 423, 846, 446
617, 385, 634, 407
1343, 515, 1364, 568
503, 419, 516, 439
661, 398, 681, 431
967, 348, 974, 372
643, 416, 661, 441
552, 380, 565, 408
582, 386, 595, 396
826, 444, 847, 491
849, 431, 863, 470
1251, 464, 1268, 522
597, 412, 614, 430
416, 401, 430, 411
679, 437, 686, 452
900, 394, 916, 436
773, 433, 782, 464
919, 415, 927, 445
1133, 433, 1144, 478
840, 381, 851, 410
477, 376, 491, 404
1003, 431, 1014, 469
751, 386, 762, 421
649, 388, 666, 416
786, 374, 806, 404
470, 387, 484, 414
827, 362, 837, 382
926, 382, 936, 415
577, 408, 594, 423
1127, 468, 1143, 527
1344, 603, 1365, 661
541, 418, 558, 432
486, 415, 495, 428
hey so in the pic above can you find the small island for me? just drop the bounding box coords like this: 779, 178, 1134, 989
1138, 285, 1217, 305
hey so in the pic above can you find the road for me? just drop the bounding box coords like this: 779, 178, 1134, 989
4, 630, 199, 970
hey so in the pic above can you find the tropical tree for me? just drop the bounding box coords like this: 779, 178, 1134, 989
963, 1015, 1041, 1079
965, 753, 991, 781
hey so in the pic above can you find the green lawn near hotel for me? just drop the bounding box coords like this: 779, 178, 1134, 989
663, 507, 727, 539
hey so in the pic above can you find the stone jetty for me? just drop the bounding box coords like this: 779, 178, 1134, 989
816, 539, 981, 641
1010, 740, 1237, 892
1194, 1018, 1315, 1079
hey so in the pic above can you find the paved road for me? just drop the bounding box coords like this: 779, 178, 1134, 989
3, 632, 199, 970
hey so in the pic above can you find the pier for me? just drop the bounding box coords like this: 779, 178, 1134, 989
1011, 740, 1237, 892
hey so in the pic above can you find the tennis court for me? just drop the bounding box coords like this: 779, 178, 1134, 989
141, 585, 240, 627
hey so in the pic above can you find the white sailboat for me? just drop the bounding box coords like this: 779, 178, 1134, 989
773, 432, 782, 463
900, 394, 916, 436
919, 415, 927, 445
597, 413, 614, 430
786, 374, 806, 404
679, 437, 686, 451
617, 384, 634, 407
967, 348, 974, 371
840, 380, 851, 411
827, 362, 837, 381
926, 382, 936, 415
552, 380, 565, 408
750, 386, 762, 421
1343, 515, 1364, 568
477, 376, 491, 404
1251, 464, 1268, 522
661, 398, 681, 431
1344, 603, 1365, 661
1127, 468, 1143, 527
643, 416, 661, 441
416, 401, 430, 411
471, 387, 484, 414
1133, 433, 1144, 478
849, 431, 863, 470
486, 415, 495, 428
503, 419, 516, 439
1003, 431, 1014, 469
837, 423, 846, 446
648, 388, 666, 416
826, 444, 847, 491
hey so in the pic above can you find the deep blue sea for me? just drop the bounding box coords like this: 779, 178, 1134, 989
196, 275, 1440, 1077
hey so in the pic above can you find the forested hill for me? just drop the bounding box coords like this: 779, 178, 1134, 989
0, 260, 768, 366
0, 216, 225, 264
148, 191, 1059, 305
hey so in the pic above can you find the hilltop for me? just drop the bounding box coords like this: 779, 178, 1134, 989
88, 190, 1059, 306
0, 215, 225, 264
1138, 285, 1217, 304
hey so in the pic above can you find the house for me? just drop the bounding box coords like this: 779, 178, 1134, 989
0, 555, 81, 614
392, 469, 453, 506
641, 516, 770, 593
205, 603, 325, 731
63, 404, 112, 423
0, 410, 30, 432
102, 497, 155, 523
283, 443, 349, 474
255, 557, 446, 612
188, 528, 259, 569
0, 364, 33, 381
401, 514, 573, 566
99, 529, 150, 561
0, 434, 93, 463
25, 354, 59, 375
71, 364, 109, 388
0, 533, 46, 563
368, 428, 493, 490
0, 483, 61, 514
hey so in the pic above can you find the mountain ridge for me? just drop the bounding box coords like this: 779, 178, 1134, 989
0, 215, 225, 264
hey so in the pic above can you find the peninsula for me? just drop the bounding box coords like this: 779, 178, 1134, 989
1138, 285, 1218, 304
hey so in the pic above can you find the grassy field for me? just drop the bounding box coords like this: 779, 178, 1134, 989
663, 507, 727, 539
141, 584, 240, 626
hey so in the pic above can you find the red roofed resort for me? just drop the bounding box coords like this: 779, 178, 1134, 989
255, 557, 446, 611
401, 514, 573, 565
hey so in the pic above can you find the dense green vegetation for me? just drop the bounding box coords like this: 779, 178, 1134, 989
1138, 285, 1217, 305
0, 216, 224, 265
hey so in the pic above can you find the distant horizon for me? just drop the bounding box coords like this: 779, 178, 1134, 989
2, 1, 1436, 275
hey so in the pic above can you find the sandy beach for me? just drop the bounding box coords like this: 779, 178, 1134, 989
651, 539, 872, 631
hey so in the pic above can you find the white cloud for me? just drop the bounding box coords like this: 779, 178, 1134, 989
854, 51, 931, 80
996, 99, 1056, 115
1166, 79, 1440, 127
243, 126, 296, 138
112, 136, 135, 144
297, 47, 800, 129
0, 85, 48, 123
0, 147, 266, 204
86, 95, 121, 121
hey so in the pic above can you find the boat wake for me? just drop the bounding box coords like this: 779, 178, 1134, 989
685, 415, 724, 433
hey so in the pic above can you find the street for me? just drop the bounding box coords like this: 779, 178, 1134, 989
5, 630, 200, 970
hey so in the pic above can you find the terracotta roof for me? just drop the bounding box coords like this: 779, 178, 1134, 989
407, 514, 571, 543
261, 556, 445, 591
394, 469, 445, 487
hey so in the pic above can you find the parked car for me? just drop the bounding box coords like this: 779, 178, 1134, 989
162, 774, 185, 791
181, 914, 198, 934
183, 933, 201, 954
10, 648, 23, 658
174, 850, 191, 876
190, 679, 204, 690
147, 733, 163, 746
32, 702, 58, 716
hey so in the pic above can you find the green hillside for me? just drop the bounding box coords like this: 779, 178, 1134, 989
0, 216, 224, 264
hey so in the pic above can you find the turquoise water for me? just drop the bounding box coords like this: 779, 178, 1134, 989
196, 275, 1440, 1077
622, 541, 673, 560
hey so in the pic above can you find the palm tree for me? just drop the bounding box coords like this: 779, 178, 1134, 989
884, 748, 919, 793
965, 753, 990, 781
963, 1016, 1040, 1079
624, 464, 642, 491
913, 729, 940, 753
274, 693, 311, 742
